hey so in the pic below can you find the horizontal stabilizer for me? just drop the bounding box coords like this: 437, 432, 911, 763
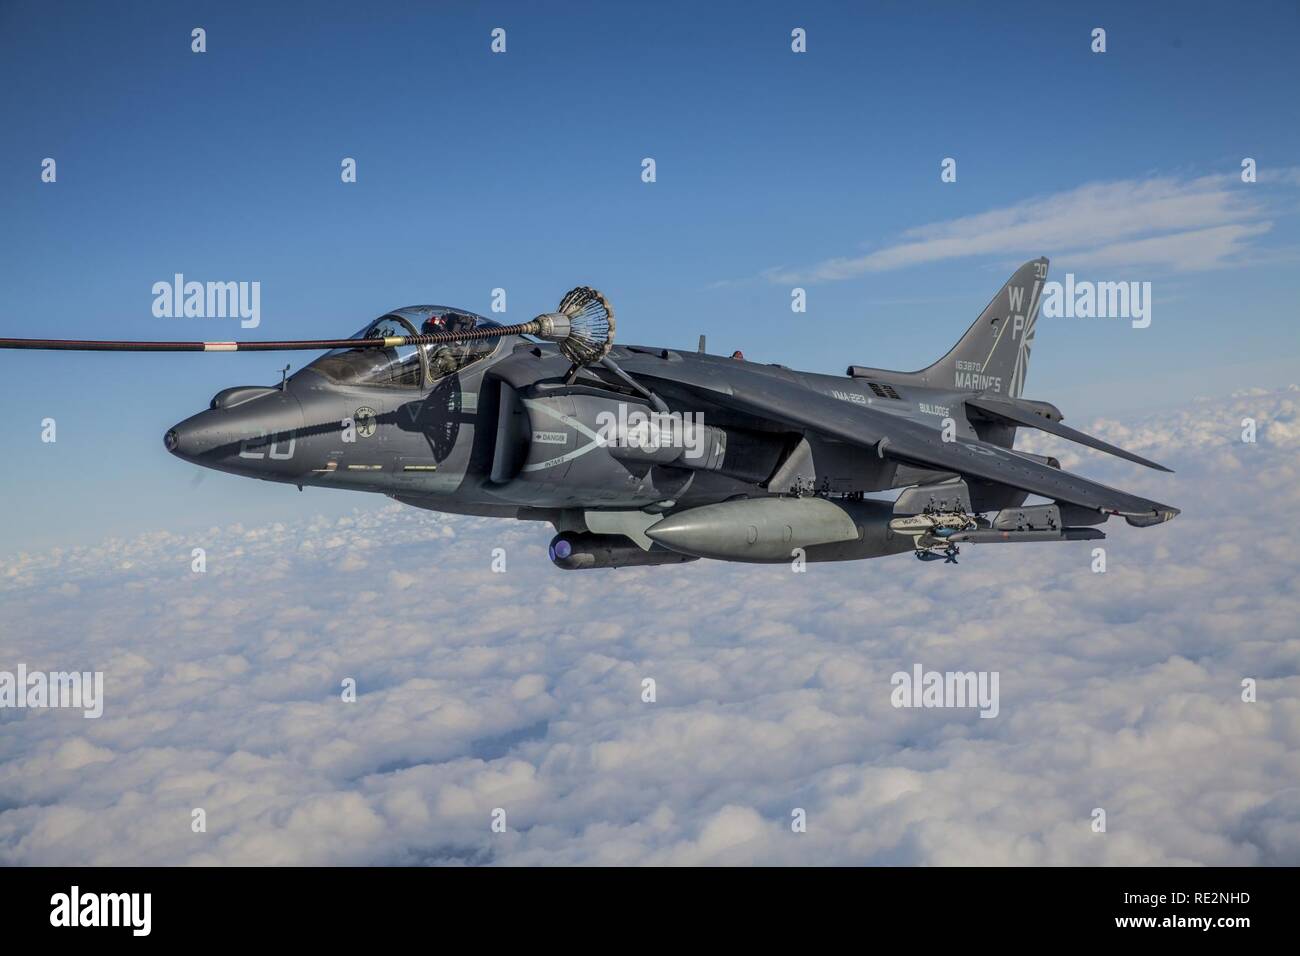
966, 396, 1172, 473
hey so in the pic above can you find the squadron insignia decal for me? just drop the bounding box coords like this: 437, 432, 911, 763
353, 406, 377, 438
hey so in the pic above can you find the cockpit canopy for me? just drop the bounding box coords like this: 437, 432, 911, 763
303, 307, 504, 388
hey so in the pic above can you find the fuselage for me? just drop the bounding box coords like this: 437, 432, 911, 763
164, 333, 1010, 522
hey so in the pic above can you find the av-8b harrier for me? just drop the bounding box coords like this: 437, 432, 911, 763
1, 259, 1177, 568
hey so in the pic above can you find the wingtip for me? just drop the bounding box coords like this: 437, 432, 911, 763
1127, 450, 1173, 472
1129, 454, 1174, 472
1123, 506, 1180, 528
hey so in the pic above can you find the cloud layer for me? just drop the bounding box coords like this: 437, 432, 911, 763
1, 388, 1298, 865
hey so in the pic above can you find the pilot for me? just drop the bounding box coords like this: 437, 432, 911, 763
422, 314, 475, 378
428, 346, 465, 377
421, 313, 475, 336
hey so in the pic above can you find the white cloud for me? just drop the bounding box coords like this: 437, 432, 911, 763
770, 172, 1291, 282
1, 389, 1298, 865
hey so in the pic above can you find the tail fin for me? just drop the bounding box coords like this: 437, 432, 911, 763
924, 257, 1047, 398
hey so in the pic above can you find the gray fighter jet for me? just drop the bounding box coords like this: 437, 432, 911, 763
1, 259, 1178, 568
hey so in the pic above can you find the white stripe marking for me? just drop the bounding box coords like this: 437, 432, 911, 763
520, 399, 608, 472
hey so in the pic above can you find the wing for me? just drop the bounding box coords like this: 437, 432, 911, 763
623, 360, 1178, 525
965, 395, 1172, 472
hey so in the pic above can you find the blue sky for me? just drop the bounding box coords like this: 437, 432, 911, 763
1, 0, 1298, 552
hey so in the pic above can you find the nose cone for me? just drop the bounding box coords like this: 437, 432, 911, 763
165, 389, 305, 475
164, 409, 236, 461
